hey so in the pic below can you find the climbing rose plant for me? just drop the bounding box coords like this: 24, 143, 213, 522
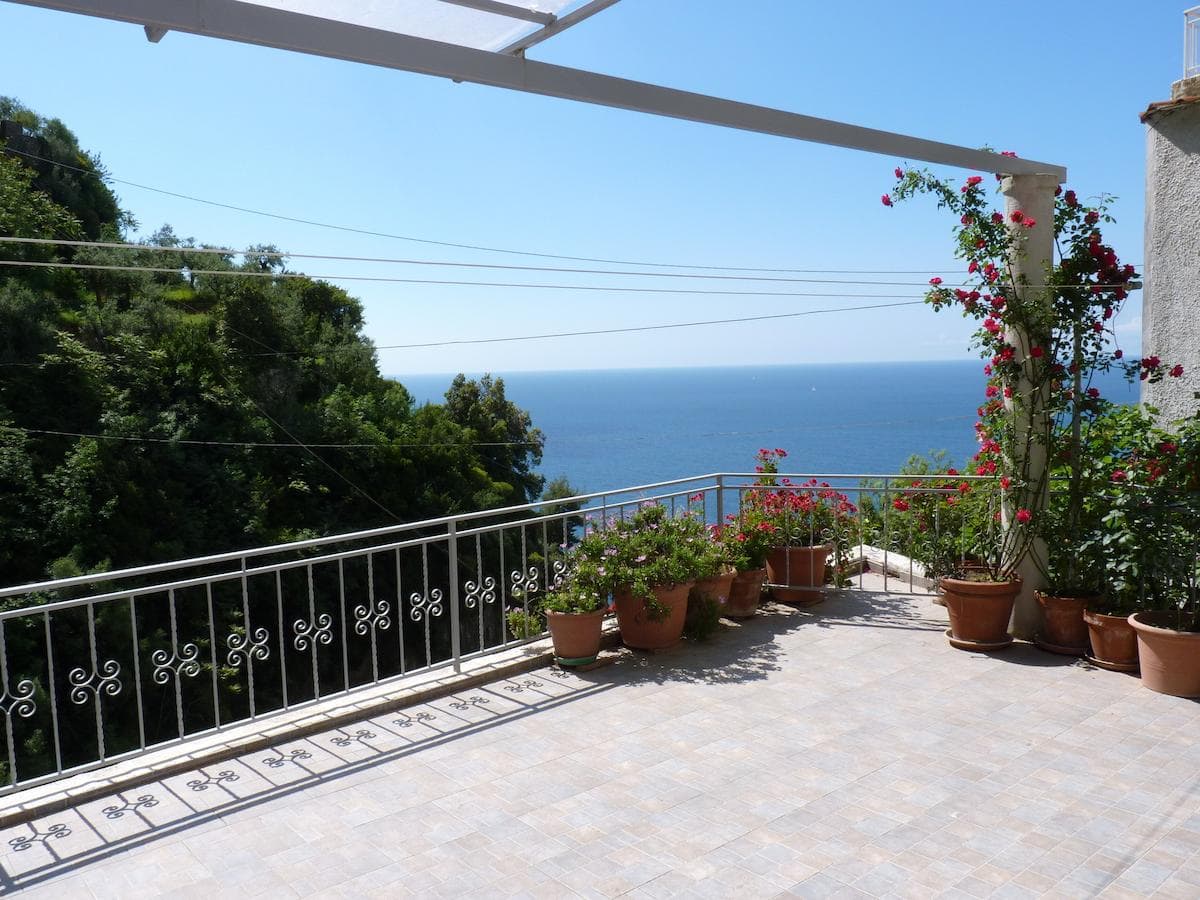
883, 163, 1183, 583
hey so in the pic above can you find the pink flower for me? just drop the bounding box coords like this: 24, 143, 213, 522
929, 276, 943, 286
1023, 218, 1037, 229
1010, 210, 1025, 223
1000, 476, 1011, 489
1170, 364, 1184, 378
894, 167, 904, 179
881, 194, 893, 207
1016, 508, 1032, 524
966, 176, 984, 186
968, 260, 979, 274
1111, 470, 1127, 482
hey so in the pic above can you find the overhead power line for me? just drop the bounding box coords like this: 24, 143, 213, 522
2, 426, 539, 449
1, 144, 973, 275
0, 258, 1135, 295
0, 237, 978, 286
0, 238, 1145, 289
0, 258, 926, 297
0, 300, 930, 368
331, 301, 931, 350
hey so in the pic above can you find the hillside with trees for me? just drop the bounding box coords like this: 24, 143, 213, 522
0, 97, 548, 588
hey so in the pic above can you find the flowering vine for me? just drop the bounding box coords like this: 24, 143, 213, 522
883, 164, 1182, 586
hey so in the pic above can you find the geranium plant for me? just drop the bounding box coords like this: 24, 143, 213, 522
1097, 408, 1200, 629
746, 448, 857, 585
573, 503, 708, 621
885, 164, 1184, 586
862, 455, 998, 583
719, 505, 778, 572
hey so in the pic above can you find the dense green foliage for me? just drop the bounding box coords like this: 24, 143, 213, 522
0, 98, 548, 587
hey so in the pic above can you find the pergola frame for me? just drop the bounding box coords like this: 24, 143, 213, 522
6, 0, 1065, 181
3, 0, 1068, 637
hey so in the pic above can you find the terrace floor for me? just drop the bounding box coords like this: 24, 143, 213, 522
2, 577, 1199, 899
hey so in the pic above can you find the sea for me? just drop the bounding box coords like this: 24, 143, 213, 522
396, 361, 1140, 494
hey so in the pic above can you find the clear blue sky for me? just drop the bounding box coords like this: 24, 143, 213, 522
0, 1, 1185, 374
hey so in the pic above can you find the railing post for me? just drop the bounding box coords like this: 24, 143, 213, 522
447, 520, 462, 674
715, 474, 725, 528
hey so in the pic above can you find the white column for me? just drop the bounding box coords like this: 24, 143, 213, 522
1000, 173, 1058, 639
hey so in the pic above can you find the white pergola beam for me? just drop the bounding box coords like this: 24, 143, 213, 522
436, 0, 553, 27
4, 0, 1067, 180
501, 0, 619, 56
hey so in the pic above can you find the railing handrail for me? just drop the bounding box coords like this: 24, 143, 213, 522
0, 471, 728, 599
0, 469, 1074, 601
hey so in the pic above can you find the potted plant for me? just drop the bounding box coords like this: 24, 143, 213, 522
718, 505, 778, 618
749, 449, 856, 605
689, 494, 736, 611
1108, 414, 1200, 696
541, 577, 608, 667
575, 503, 707, 650
887, 166, 1183, 651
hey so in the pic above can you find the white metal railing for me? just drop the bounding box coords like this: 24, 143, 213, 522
0, 471, 1007, 796
1187, 6, 1200, 78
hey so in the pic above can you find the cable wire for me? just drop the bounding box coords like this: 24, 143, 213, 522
0, 258, 932, 296
0, 236, 996, 286
0, 144, 970, 275
2, 426, 537, 449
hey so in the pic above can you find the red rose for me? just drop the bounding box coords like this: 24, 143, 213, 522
881, 194, 893, 207
929, 277, 943, 286
894, 167, 904, 179
1030, 347, 1043, 358
892, 498, 909, 512
1009, 210, 1025, 223
1170, 365, 1184, 377
966, 176, 983, 186
1016, 508, 1031, 524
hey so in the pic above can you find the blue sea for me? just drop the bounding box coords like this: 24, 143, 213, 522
397, 362, 1139, 493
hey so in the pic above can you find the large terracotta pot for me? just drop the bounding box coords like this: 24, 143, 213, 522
546, 608, 606, 666
613, 582, 690, 650
766, 544, 832, 604
725, 568, 766, 618
1035, 592, 1091, 656
941, 576, 1020, 650
1083, 608, 1139, 672
1128, 612, 1200, 698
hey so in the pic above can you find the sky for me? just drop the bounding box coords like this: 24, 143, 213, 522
0, 1, 1187, 375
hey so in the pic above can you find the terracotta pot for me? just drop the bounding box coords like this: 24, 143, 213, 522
1035, 592, 1092, 656
546, 608, 606, 666
1083, 608, 1139, 672
941, 576, 1020, 650
614, 582, 690, 650
1128, 612, 1200, 698
725, 568, 766, 618
766, 544, 832, 604
692, 569, 736, 604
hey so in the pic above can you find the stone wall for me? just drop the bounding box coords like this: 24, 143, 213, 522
1141, 81, 1200, 424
